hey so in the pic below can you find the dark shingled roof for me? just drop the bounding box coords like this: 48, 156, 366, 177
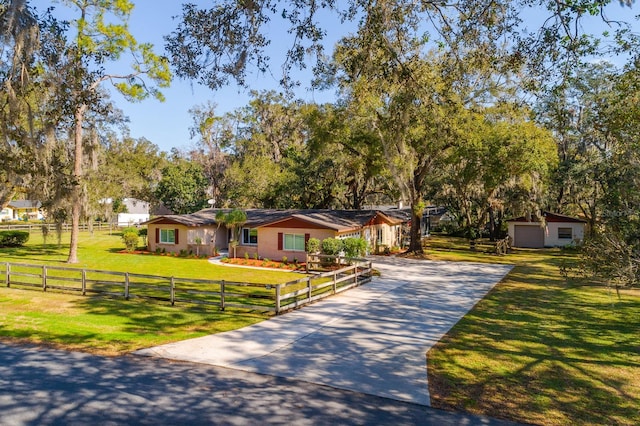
7, 200, 41, 209
507, 211, 586, 223
145, 208, 406, 230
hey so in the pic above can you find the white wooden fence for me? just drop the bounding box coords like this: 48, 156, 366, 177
0, 222, 117, 233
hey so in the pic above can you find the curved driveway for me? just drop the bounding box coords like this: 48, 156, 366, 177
136, 257, 513, 406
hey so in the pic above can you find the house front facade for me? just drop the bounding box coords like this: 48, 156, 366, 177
507, 211, 586, 248
6, 200, 43, 221
145, 209, 405, 258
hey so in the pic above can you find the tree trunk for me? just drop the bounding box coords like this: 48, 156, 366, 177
408, 203, 423, 253
67, 104, 86, 264
0, 186, 16, 210
488, 205, 496, 242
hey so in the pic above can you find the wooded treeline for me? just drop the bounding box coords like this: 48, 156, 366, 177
1, 0, 639, 273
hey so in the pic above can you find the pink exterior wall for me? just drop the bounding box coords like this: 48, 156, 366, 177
147, 223, 229, 255
257, 227, 336, 261
147, 224, 189, 254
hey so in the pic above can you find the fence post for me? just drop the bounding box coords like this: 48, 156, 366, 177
42, 265, 47, 292
354, 264, 358, 286
170, 277, 175, 306
124, 272, 130, 300
275, 284, 281, 314
307, 277, 312, 302
333, 270, 337, 293
220, 280, 225, 311
82, 269, 86, 295
5, 262, 9, 287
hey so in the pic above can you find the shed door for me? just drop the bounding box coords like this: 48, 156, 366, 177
514, 225, 544, 248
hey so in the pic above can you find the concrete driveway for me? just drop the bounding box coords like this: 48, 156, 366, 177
136, 257, 513, 407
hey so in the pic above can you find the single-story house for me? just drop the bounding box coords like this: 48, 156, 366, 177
6, 200, 43, 221
507, 211, 586, 248
144, 208, 406, 258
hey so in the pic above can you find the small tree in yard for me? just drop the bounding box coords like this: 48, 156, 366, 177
578, 233, 639, 298
306, 237, 320, 254
195, 237, 202, 256
121, 227, 139, 252
214, 209, 247, 257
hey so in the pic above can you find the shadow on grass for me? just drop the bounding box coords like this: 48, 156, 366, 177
0, 244, 70, 264
74, 296, 267, 349
0, 291, 268, 356
427, 255, 640, 425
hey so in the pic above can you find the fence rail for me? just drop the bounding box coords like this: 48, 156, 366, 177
0, 222, 120, 233
1, 258, 373, 314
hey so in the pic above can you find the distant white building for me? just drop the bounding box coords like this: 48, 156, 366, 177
4, 200, 44, 221
0, 206, 13, 221
117, 198, 150, 227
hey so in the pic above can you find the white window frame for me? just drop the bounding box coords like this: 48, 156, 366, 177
160, 228, 175, 244
558, 227, 572, 239
242, 228, 258, 245
284, 233, 305, 251
339, 231, 361, 240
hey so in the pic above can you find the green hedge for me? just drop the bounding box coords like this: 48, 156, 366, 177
0, 230, 30, 247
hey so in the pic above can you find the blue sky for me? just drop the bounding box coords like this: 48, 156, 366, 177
32, 1, 639, 153
32, 0, 344, 152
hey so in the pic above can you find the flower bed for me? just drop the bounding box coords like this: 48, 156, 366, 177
221, 257, 306, 271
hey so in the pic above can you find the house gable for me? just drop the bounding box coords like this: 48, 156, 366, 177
366, 212, 402, 227
146, 217, 191, 226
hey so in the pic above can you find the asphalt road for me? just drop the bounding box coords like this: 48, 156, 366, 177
0, 343, 518, 425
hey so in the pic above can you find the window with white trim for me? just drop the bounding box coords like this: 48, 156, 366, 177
339, 231, 361, 239
558, 227, 572, 239
242, 228, 258, 245
284, 233, 305, 251
160, 229, 175, 244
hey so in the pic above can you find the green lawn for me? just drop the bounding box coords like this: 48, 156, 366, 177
424, 236, 640, 426
0, 289, 265, 355
0, 230, 296, 284
1, 230, 638, 425
0, 230, 298, 354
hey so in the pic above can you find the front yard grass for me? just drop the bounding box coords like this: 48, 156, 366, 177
0, 289, 265, 356
0, 230, 299, 354
0, 230, 297, 284
424, 235, 640, 426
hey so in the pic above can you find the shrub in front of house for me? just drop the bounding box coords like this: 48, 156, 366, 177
321, 238, 344, 256
306, 237, 320, 254
0, 230, 29, 247
343, 237, 368, 257
121, 228, 139, 252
